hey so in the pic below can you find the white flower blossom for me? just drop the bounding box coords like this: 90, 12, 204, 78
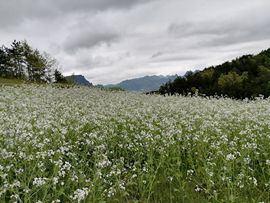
33, 177, 47, 187
71, 188, 89, 202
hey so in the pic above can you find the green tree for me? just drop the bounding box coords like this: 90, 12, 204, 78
22, 41, 55, 82
0, 46, 9, 77
158, 48, 270, 98
218, 71, 248, 97
6, 40, 25, 78
0, 40, 65, 83
54, 69, 67, 83
256, 66, 270, 96
43, 52, 58, 82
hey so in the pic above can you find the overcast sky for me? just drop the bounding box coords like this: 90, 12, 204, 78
1, 0, 270, 84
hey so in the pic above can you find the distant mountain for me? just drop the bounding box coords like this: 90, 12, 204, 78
65, 75, 93, 86
106, 75, 177, 92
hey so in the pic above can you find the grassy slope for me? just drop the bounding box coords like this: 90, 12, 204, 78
0, 78, 29, 85
0, 78, 78, 88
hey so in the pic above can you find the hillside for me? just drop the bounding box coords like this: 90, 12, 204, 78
65, 75, 93, 86
0, 77, 28, 85
159, 49, 270, 99
106, 75, 177, 91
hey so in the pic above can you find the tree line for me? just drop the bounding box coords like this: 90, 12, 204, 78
159, 48, 270, 99
0, 40, 67, 83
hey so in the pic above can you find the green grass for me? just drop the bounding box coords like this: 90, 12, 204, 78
0, 77, 78, 88
0, 77, 28, 85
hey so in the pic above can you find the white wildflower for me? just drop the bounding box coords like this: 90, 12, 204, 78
33, 177, 47, 187
226, 153, 235, 161
71, 188, 89, 202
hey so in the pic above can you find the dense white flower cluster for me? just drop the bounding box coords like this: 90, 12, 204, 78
0, 85, 269, 202
33, 177, 48, 187
71, 188, 89, 202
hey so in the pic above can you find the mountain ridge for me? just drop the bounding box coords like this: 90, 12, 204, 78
65, 75, 93, 86
105, 75, 178, 91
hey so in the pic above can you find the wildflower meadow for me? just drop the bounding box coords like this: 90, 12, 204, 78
0, 85, 269, 202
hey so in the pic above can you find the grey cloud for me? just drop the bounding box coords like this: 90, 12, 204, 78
53, 0, 156, 12
150, 50, 202, 62
0, 1, 58, 27
201, 27, 270, 48
168, 22, 234, 38
151, 52, 163, 58
168, 11, 270, 48
64, 31, 120, 53
0, 0, 156, 27
1, 0, 270, 84
151, 54, 202, 62
78, 54, 118, 69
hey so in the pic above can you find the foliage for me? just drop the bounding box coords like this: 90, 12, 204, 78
0, 85, 270, 202
0, 40, 66, 83
54, 69, 67, 84
159, 49, 270, 99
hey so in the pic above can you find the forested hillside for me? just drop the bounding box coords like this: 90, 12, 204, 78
159, 49, 270, 99
0, 40, 66, 83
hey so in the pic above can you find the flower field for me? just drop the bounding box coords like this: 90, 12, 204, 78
0, 85, 269, 202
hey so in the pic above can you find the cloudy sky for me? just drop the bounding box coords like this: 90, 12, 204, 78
0, 0, 270, 84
